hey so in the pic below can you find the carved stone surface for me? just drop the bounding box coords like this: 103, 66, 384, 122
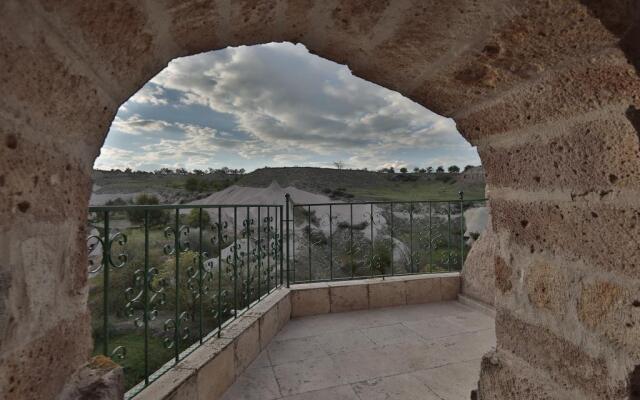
1, 0, 639, 398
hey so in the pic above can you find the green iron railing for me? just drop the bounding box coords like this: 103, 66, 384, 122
289, 193, 487, 283
87, 204, 284, 398
87, 194, 486, 397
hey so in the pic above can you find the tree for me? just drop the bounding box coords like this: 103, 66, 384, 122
419, 168, 426, 173
388, 167, 395, 173
426, 166, 433, 174
436, 166, 445, 173
333, 161, 345, 170
400, 167, 408, 173
464, 165, 474, 172
186, 208, 212, 227
185, 177, 199, 192
126, 194, 168, 226
192, 169, 205, 176
413, 167, 420, 173
448, 165, 460, 173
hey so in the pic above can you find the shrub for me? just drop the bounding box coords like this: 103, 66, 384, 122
186, 208, 212, 228
126, 194, 168, 226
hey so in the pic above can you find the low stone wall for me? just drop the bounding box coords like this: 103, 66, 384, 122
134, 273, 460, 400
291, 273, 461, 317
135, 289, 291, 400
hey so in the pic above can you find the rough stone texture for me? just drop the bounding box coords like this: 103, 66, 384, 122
440, 276, 461, 301
58, 356, 125, 400
462, 212, 498, 305
368, 280, 407, 308
1, 0, 640, 398
291, 285, 331, 317
405, 276, 441, 305
329, 282, 369, 312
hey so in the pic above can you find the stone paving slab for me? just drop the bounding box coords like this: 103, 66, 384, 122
221, 301, 495, 400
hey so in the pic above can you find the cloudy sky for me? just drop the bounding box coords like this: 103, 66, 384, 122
95, 42, 480, 172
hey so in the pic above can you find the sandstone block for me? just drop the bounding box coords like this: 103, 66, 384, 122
368, 280, 406, 308
406, 276, 441, 304
291, 286, 330, 317
329, 282, 369, 312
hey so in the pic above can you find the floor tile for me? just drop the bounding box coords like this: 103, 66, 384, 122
351, 372, 441, 400
221, 366, 280, 400
268, 335, 326, 366
361, 323, 425, 346
316, 329, 375, 355
282, 385, 360, 400
273, 356, 343, 396
412, 359, 482, 400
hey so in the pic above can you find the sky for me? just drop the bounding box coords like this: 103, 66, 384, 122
94, 42, 480, 172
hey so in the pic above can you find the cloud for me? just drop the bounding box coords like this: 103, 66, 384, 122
151, 43, 463, 154
128, 84, 168, 105
97, 43, 479, 171
111, 114, 172, 135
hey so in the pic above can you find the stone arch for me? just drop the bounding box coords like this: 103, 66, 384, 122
1, 1, 639, 399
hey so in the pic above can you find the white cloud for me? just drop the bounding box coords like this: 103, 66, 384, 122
97, 43, 479, 171
128, 84, 168, 105
111, 114, 172, 135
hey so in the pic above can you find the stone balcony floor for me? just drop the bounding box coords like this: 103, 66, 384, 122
221, 301, 495, 400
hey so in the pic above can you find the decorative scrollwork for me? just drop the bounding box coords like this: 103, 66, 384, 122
86, 230, 128, 273
163, 311, 190, 349
111, 345, 126, 360
163, 225, 190, 255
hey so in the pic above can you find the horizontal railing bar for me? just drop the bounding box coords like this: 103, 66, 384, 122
88, 203, 282, 211
291, 198, 487, 207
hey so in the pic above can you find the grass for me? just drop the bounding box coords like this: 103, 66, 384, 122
347, 180, 485, 202
94, 332, 174, 390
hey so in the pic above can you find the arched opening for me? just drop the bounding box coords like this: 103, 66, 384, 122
89, 42, 488, 396
1, 1, 639, 399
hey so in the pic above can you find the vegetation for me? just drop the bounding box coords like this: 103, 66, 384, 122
125, 194, 169, 226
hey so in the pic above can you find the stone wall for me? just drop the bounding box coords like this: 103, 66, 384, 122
1, 1, 639, 399
462, 212, 498, 306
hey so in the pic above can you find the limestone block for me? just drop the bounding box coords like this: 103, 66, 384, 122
495, 311, 625, 399
441, 275, 460, 301
225, 318, 260, 377
278, 293, 292, 329
135, 366, 197, 400
259, 305, 280, 350
194, 342, 235, 400
368, 280, 406, 308
291, 286, 330, 317
406, 276, 442, 305
329, 282, 369, 312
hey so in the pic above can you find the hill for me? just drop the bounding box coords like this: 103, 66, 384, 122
90, 167, 485, 205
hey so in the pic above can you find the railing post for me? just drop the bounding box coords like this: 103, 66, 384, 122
102, 210, 110, 356
217, 207, 222, 338
198, 208, 203, 344
173, 209, 180, 363
459, 191, 464, 271
329, 204, 333, 281
390, 203, 394, 276
285, 194, 291, 288
143, 210, 149, 384
308, 205, 312, 282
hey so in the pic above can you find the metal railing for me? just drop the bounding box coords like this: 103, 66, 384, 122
288, 194, 487, 284
87, 204, 284, 398
87, 195, 486, 397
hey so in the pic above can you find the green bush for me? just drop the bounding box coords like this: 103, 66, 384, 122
186, 208, 212, 228
126, 194, 168, 226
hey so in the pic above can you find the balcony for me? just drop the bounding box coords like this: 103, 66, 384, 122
223, 299, 495, 400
